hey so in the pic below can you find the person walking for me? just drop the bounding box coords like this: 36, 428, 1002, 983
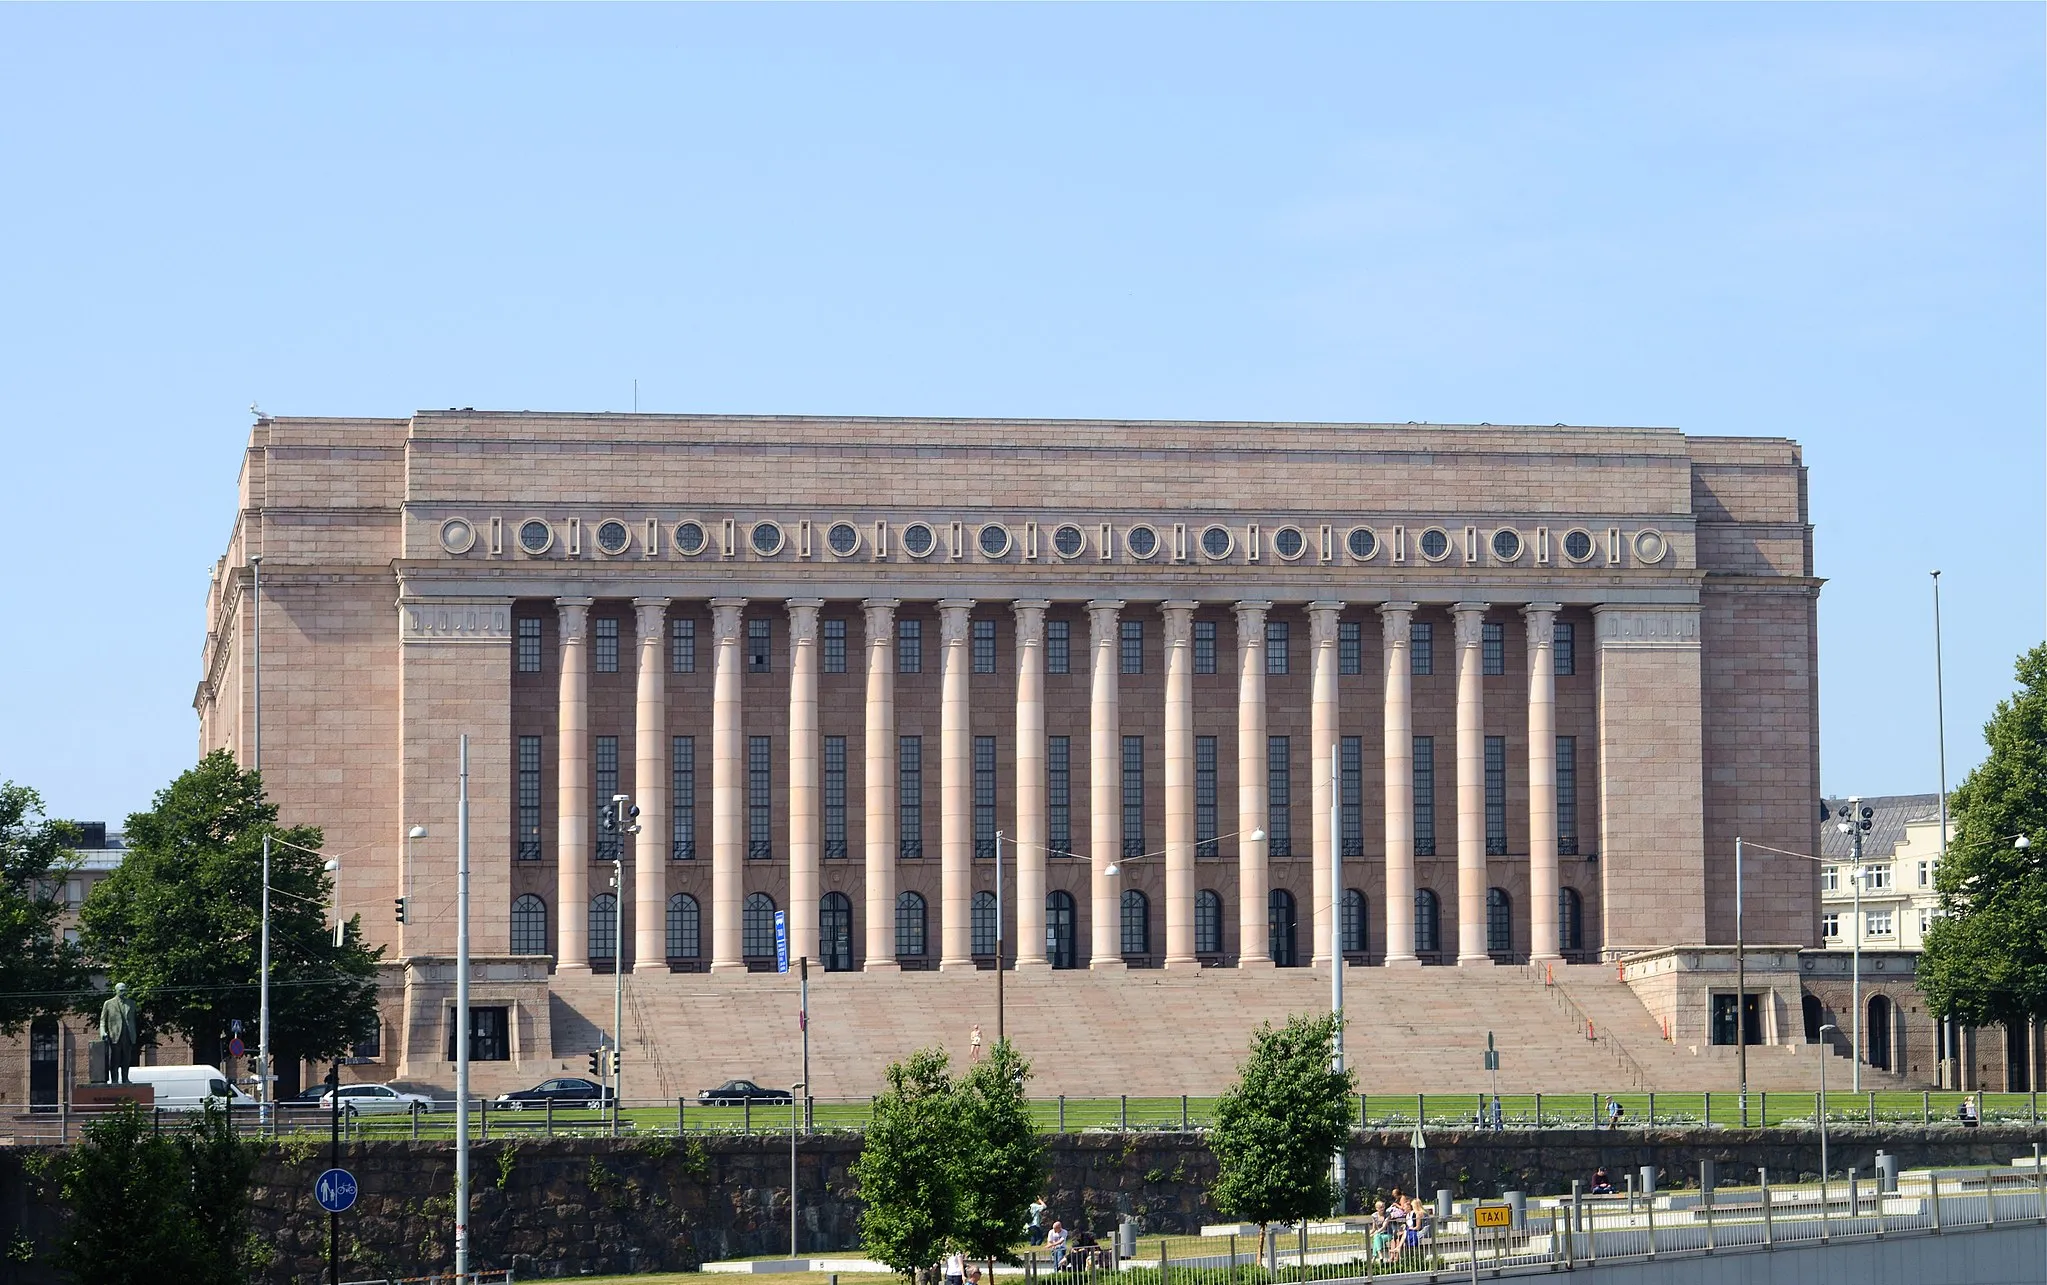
944, 1249, 966, 1285
1027, 1196, 1048, 1245
970, 1024, 985, 1063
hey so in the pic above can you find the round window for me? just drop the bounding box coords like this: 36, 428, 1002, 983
439, 517, 476, 555
517, 519, 554, 555
1418, 527, 1451, 561
1272, 526, 1305, 561
595, 520, 631, 556
673, 521, 708, 556
1632, 529, 1669, 564
827, 522, 860, 557
978, 525, 1011, 558
1490, 529, 1522, 562
1562, 529, 1595, 563
750, 522, 784, 556
1346, 527, 1378, 560
1200, 525, 1233, 559
1127, 525, 1160, 559
1052, 524, 1085, 559
902, 523, 937, 558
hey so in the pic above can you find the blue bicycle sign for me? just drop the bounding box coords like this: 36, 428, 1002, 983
314, 1167, 358, 1213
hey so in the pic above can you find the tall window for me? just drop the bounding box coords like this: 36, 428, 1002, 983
747, 736, 772, 859
517, 617, 543, 673
517, 736, 542, 860
822, 619, 847, 674
1195, 736, 1219, 857
671, 736, 695, 860
1269, 889, 1298, 967
1339, 622, 1362, 676
1047, 736, 1071, 857
1120, 620, 1144, 675
1121, 736, 1145, 857
899, 736, 924, 858
594, 737, 620, 861
667, 893, 700, 961
1193, 620, 1217, 675
1342, 888, 1367, 955
1340, 736, 1363, 858
671, 617, 695, 673
510, 894, 547, 955
823, 736, 848, 859
895, 891, 927, 958
1415, 889, 1441, 954
1558, 887, 1583, 953
1266, 620, 1290, 675
1267, 736, 1292, 857
594, 618, 619, 673
1554, 622, 1575, 676
974, 736, 997, 858
1482, 622, 1505, 676
742, 893, 777, 958
1556, 736, 1579, 855
818, 892, 852, 971
973, 619, 997, 674
747, 618, 772, 673
589, 894, 618, 962
1487, 887, 1512, 955
1121, 889, 1151, 957
972, 891, 999, 957
1413, 736, 1436, 856
1485, 735, 1508, 855
1196, 889, 1223, 955
898, 619, 923, 674
1046, 891, 1076, 969
1046, 619, 1070, 675
1410, 621, 1434, 676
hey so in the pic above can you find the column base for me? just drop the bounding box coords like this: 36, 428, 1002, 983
1457, 954, 1497, 968
938, 958, 979, 973
1089, 958, 1128, 972
708, 961, 749, 974
1311, 955, 1334, 968
863, 960, 901, 973
1528, 953, 1564, 966
1164, 956, 1202, 970
556, 963, 593, 976
1013, 958, 1053, 972
1382, 955, 1422, 970
1237, 957, 1275, 969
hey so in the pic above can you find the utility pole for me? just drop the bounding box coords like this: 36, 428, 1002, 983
995, 830, 1005, 1044
259, 833, 271, 1126
1931, 571, 1953, 1087
1735, 836, 1747, 1126
1838, 798, 1872, 1093
1329, 751, 1346, 1209
454, 735, 472, 1280
600, 792, 639, 1136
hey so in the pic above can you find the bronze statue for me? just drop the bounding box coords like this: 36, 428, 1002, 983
97, 983, 139, 1085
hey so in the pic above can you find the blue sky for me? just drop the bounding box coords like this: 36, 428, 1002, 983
0, 4, 2040, 824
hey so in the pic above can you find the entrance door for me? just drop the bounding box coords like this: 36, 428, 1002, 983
1047, 891, 1075, 969
29, 1017, 58, 1113
819, 893, 853, 971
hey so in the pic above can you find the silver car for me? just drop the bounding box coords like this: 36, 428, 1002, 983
317, 1083, 438, 1116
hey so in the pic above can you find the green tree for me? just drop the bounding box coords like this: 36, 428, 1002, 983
77, 751, 382, 1072
0, 783, 90, 1033
178, 1104, 258, 1283
1209, 1012, 1355, 1243
953, 1040, 1046, 1263
853, 1048, 960, 1275
1920, 643, 2047, 1027
55, 1102, 257, 1285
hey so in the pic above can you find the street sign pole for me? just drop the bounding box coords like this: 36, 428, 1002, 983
1410, 1121, 1426, 1195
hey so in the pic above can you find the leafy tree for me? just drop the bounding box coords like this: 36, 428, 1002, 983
55, 1102, 256, 1285
77, 751, 382, 1072
0, 783, 90, 1033
853, 1047, 960, 1275
179, 1103, 259, 1282
1921, 643, 2047, 1027
1209, 1012, 1355, 1243
953, 1040, 1046, 1263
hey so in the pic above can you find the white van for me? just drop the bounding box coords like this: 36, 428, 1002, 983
124, 1065, 257, 1112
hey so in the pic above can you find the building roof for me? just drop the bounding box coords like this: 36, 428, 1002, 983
1819, 794, 1941, 863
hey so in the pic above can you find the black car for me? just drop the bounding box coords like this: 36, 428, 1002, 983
496, 1077, 614, 1110
697, 1079, 792, 1106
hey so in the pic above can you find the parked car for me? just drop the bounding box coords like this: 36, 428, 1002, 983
496, 1077, 613, 1110
124, 1065, 258, 1112
316, 1083, 439, 1116
697, 1079, 792, 1106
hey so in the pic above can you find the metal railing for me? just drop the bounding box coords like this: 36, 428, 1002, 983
1523, 962, 1648, 1088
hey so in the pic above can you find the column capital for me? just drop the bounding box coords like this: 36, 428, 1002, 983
709, 597, 747, 638
938, 599, 976, 644
633, 597, 670, 639
1378, 600, 1417, 642
1012, 599, 1050, 644
1233, 600, 1272, 631
1453, 602, 1491, 648
1160, 600, 1199, 643
556, 597, 594, 641
863, 598, 898, 645
1308, 601, 1346, 647
786, 598, 824, 642
1521, 602, 1564, 623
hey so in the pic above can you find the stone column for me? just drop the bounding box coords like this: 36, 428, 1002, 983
709, 597, 748, 973
787, 599, 825, 968
555, 598, 594, 973
862, 600, 901, 972
1453, 602, 1492, 966
1309, 601, 1345, 966
631, 598, 670, 973
939, 600, 977, 970
1380, 602, 1419, 967
1013, 600, 1051, 970
1235, 601, 1273, 967
1087, 600, 1126, 970
1162, 601, 1199, 968
1524, 604, 1563, 963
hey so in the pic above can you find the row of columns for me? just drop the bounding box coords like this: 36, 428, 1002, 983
550, 596, 1567, 974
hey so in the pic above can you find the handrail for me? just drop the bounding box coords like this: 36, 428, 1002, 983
1525, 963, 1649, 1090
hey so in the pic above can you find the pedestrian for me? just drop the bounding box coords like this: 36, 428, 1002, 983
1606, 1096, 1625, 1129
1960, 1097, 1979, 1128
1368, 1200, 1392, 1261
970, 1024, 984, 1063
1046, 1220, 1068, 1271
1027, 1196, 1048, 1245
944, 1249, 966, 1285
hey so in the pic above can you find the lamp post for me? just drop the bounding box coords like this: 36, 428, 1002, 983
1735, 836, 1747, 1126
1818, 1022, 1837, 1238
994, 831, 1005, 1044
790, 1079, 807, 1258
250, 554, 262, 773
1931, 571, 1952, 1086
402, 825, 426, 951
258, 833, 272, 1125
600, 793, 640, 1136
1835, 799, 1872, 1092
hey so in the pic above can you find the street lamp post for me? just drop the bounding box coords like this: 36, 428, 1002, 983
250, 554, 262, 773
994, 831, 1005, 1044
1835, 799, 1872, 1093
1735, 836, 1747, 1126
1931, 571, 1953, 1086
1818, 1022, 1837, 1239
790, 1079, 807, 1258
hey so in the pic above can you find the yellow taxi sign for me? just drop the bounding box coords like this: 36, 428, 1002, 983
1472, 1204, 1512, 1228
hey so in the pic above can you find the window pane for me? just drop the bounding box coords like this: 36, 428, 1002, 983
594, 618, 619, 673
974, 736, 997, 858
1556, 736, 1578, 855
1415, 890, 1439, 953
1266, 620, 1289, 675
1340, 736, 1363, 858
822, 618, 846, 674
1193, 620, 1216, 675
1120, 620, 1144, 675
972, 619, 997, 674
747, 618, 772, 673
1554, 622, 1575, 676
1342, 888, 1366, 954
1195, 736, 1219, 858
898, 619, 922, 674
1267, 736, 1291, 857
667, 893, 700, 960
510, 894, 548, 955
1195, 889, 1222, 955
671, 617, 695, 673
1482, 622, 1505, 677
823, 736, 847, 860
517, 617, 543, 673
1413, 736, 1435, 855
671, 736, 695, 860
748, 736, 772, 859
1485, 735, 1507, 856
594, 737, 620, 861
589, 894, 618, 961
1338, 622, 1361, 676
1122, 736, 1145, 857
1046, 620, 1070, 675
1486, 887, 1511, 954
972, 891, 998, 956
1047, 736, 1071, 857
1121, 889, 1150, 957
896, 892, 927, 957
743, 893, 778, 957
517, 736, 543, 861
1410, 621, 1434, 676
899, 736, 923, 858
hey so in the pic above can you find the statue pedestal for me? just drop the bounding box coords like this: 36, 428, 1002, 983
73, 1084, 154, 1112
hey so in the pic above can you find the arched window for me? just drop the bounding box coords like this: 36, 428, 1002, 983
1342, 888, 1367, 955
589, 893, 618, 963
1486, 887, 1512, 956
1802, 994, 1825, 1043
666, 893, 700, 961
971, 890, 998, 957
742, 892, 777, 959
1195, 889, 1224, 956
510, 894, 548, 956
1269, 888, 1298, 967
1558, 887, 1583, 953
1046, 890, 1076, 969
819, 892, 853, 972
1415, 889, 1441, 955
896, 891, 927, 959
1121, 889, 1151, 958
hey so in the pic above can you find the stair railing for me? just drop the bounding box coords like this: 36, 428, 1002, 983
1526, 964, 1648, 1090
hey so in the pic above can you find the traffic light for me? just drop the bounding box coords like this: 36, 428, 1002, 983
588, 1048, 603, 1078
393, 897, 408, 925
